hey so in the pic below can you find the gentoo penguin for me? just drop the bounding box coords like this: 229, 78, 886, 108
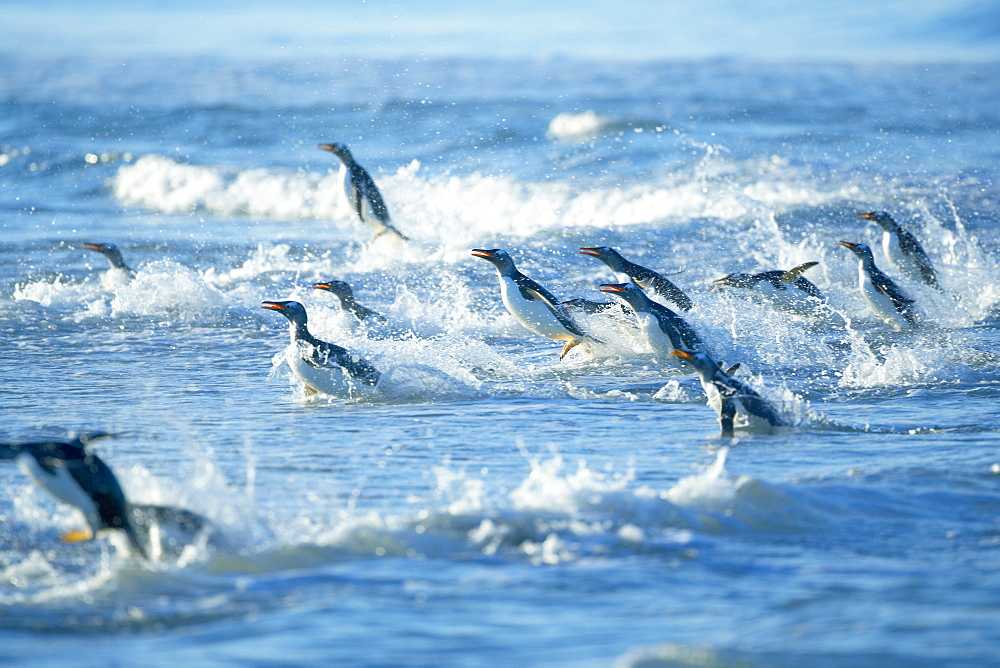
671, 349, 785, 436
312, 280, 387, 324
599, 282, 706, 358
839, 241, 919, 331
712, 262, 826, 316
318, 143, 408, 241
1, 435, 217, 561
858, 211, 939, 289
262, 300, 381, 396
580, 246, 693, 311
83, 242, 135, 279
472, 248, 600, 359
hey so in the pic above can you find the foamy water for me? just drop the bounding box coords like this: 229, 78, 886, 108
2, 2, 999, 665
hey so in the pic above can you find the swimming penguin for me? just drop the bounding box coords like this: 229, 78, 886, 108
318, 143, 408, 241
858, 211, 940, 289
599, 282, 707, 358
312, 280, 387, 324
671, 348, 786, 436
1, 435, 216, 560
580, 246, 693, 311
262, 300, 381, 397
712, 262, 826, 316
83, 242, 135, 279
839, 241, 919, 331
472, 248, 601, 359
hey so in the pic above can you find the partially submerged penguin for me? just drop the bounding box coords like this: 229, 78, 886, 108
1, 434, 216, 561
262, 300, 382, 397
712, 262, 827, 316
671, 348, 786, 436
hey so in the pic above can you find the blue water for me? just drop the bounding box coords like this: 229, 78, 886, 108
2, 2, 1000, 665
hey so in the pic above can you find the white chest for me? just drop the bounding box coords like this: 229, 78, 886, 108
882, 232, 921, 282
635, 312, 675, 357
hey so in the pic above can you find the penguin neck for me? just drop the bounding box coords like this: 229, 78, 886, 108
492, 264, 518, 280
337, 292, 357, 310
287, 319, 312, 343
601, 254, 627, 274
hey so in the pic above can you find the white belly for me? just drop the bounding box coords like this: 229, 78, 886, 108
286, 343, 379, 398
499, 277, 575, 340
859, 269, 911, 331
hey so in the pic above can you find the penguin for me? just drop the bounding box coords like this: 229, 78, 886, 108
670, 348, 786, 436
471, 248, 601, 359
599, 282, 707, 358
580, 246, 693, 311
312, 280, 387, 325
839, 241, 919, 331
1, 435, 216, 560
318, 143, 408, 241
712, 262, 826, 316
83, 242, 135, 279
262, 300, 381, 397
858, 211, 940, 289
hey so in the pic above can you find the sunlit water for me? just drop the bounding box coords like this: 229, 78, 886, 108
2, 2, 999, 665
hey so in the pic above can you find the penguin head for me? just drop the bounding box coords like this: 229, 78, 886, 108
839, 240, 875, 263
471, 248, 516, 273
312, 280, 354, 303
670, 348, 719, 378
262, 300, 309, 327
10, 439, 148, 559
711, 272, 757, 290
599, 282, 649, 310
858, 211, 897, 231
83, 242, 130, 271
318, 143, 352, 162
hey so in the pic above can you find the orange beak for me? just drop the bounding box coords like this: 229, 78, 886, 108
670, 349, 693, 360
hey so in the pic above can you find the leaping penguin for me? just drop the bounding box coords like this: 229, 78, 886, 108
472, 248, 601, 359
1, 435, 216, 560
671, 349, 786, 436
312, 280, 387, 325
580, 246, 693, 311
712, 262, 826, 316
262, 300, 382, 397
599, 282, 707, 358
83, 242, 135, 280
318, 143, 408, 241
839, 241, 919, 331
858, 211, 940, 289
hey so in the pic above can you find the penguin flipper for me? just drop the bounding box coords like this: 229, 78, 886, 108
780, 261, 818, 282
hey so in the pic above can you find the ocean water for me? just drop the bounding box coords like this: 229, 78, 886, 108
2, 1, 999, 665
